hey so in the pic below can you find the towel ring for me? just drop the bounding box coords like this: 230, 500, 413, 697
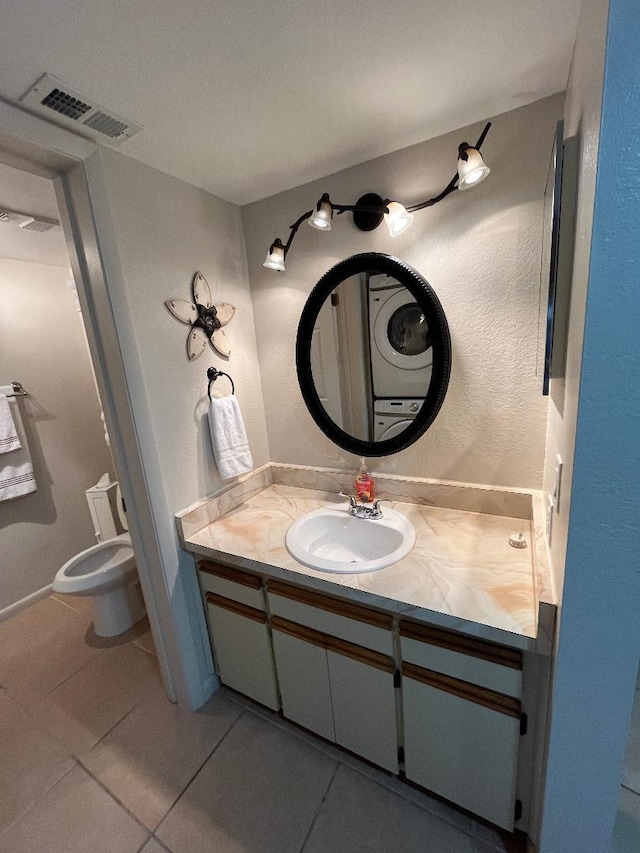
207, 366, 235, 399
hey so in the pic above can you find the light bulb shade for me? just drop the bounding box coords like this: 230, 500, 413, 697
457, 147, 490, 190
308, 196, 333, 231
263, 240, 286, 271
384, 201, 414, 237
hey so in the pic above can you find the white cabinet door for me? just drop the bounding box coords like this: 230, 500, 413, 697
272, 622, 335, 742
403, 667, 521, 831
327, 647, 398, 772
206, 597, 279, 710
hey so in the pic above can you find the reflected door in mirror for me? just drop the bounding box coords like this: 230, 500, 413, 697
297, 254, 451, 457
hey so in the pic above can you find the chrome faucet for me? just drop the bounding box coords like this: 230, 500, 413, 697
339, 492, 386, 520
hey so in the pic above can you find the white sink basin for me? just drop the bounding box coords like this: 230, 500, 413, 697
285, 505, 416, 574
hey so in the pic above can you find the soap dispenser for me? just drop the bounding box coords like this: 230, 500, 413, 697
355, 458, 374, 503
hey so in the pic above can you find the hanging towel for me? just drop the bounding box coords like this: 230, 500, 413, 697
208, 395, 253, 480
0, 390, 37, 501
0, 393, 21, 454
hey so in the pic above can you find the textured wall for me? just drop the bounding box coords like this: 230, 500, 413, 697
243, 95, 563, 489
98, 150, 271, 513
90, 149, 271, 706
541, 1, 640, 850
542, 4, 607, 599
0, 258, 115, 610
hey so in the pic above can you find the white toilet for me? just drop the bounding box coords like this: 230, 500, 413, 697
53, 474, 146, 637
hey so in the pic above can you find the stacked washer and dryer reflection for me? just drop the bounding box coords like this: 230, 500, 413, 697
368, 274, 433, 441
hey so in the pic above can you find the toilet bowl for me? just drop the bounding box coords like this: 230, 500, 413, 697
53, 476, 146, 637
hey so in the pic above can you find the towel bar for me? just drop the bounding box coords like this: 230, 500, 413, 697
207, 367, 235, 399
7, 382, 28, 397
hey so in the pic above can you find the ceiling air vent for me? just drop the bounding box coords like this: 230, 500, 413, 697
20, 74, 142, 145
19, 217, 57, 233
0, 208, 59, 232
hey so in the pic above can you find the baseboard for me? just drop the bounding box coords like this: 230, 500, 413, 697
0, 583, 53, 623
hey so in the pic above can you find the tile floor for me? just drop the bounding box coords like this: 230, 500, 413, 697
613, 668, 640, 853
0, 594, 520, 853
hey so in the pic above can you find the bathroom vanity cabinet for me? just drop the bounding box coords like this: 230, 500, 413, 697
199, 563, 279, 709
399, 621, 524, 831
196, 559, 529, 832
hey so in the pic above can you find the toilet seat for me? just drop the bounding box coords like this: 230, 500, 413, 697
53, 533, 136, 596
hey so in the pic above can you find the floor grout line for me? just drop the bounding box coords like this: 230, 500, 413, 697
79, 761, 155, 836
0, 759, 79, 841
241, 698, 479, 839
49, 595, 92, 619
151, 705, 247, 835
149, 836, 174, 852
298, 762, 340, 853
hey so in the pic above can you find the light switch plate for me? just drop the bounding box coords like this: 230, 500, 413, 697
546, 494, 555, 544
554, 454, 563, 512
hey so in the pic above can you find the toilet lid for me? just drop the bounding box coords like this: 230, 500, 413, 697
116, 483, 128, 531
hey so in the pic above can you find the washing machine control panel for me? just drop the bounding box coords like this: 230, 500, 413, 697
373, 399, 424, 415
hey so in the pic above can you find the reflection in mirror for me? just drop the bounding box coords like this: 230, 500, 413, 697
297, 253, 451, 457
310, 272, 433, 443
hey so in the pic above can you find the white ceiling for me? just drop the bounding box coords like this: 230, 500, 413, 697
0, 0, 583, 206
0, 163, 69, 267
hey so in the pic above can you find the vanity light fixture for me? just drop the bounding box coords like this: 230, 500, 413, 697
263, 122, 492, 271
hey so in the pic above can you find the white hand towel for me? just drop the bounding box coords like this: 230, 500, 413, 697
208, 395, 254, 480
0, 393, 21, 454
0, 393, 37, 501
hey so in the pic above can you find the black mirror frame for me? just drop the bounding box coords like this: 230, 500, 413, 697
296, 253, 452, 457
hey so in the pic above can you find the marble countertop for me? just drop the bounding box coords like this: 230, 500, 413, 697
182, 483, 546, 652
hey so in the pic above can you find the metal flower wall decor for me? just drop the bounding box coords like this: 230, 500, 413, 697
165, 272, 236, 360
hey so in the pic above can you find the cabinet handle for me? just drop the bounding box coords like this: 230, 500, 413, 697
402, 662, 521, 718
267, 580, 393, 630
206, 592, 268, 624
199, 562, 263, 589
272, 616, 394, 673
399, 620, 522, 670
271, 616, 326, 650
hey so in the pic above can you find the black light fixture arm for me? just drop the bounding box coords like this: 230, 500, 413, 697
333, 200, 390, 216
267, 208, 314, 260
407, 121, 492, 213
264, 121, 491, 270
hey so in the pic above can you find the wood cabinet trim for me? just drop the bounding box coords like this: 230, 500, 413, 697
271, 616, 394, 673
267, 580, 393, 630
399, 620, 522, 670
271, 616, 327, 650
206, 592, 268, 624
199, 561, 263, 590
326, 636, 395, 674
402, 662, 521, 718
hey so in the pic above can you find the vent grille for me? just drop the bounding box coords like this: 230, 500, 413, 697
19, 218, 57, 233
0, 208, 58, 231
41, 88, 92, 121
82, 111, 129, 139
20, 74, 142, 146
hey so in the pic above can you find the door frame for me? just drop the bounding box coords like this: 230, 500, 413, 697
0, 96, 207, 708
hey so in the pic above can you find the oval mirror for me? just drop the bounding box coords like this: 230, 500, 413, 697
296, 253, 452, 457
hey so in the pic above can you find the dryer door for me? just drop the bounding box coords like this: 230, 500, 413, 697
373, 289, 433, 370
374, 417, 414, 442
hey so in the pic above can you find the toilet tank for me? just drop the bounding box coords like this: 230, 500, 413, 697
86, 475, 123, 542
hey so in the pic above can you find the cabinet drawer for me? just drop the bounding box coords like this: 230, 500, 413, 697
267, 581, 393, 655
198, 561, 265, 611
400, 620, 522, 698
205, 594, 279, 710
